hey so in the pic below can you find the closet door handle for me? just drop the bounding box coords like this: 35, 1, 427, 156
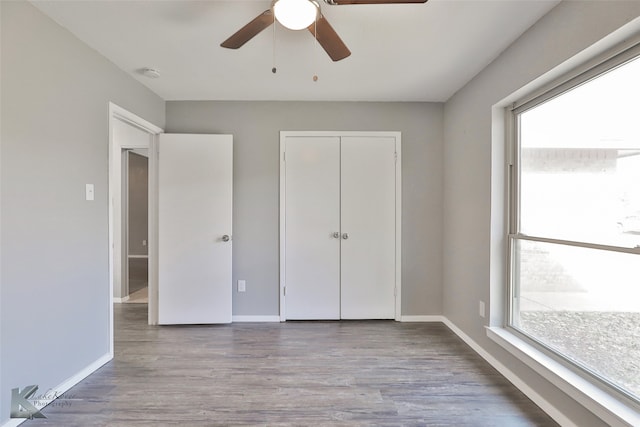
342, 233, 349, 240
333, 232, 341, 239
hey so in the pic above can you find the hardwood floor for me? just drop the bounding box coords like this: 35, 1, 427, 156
28, 304, 557, 426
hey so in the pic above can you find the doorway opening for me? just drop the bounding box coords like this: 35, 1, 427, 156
108, 103, 162, 355
124, 149, 149, 304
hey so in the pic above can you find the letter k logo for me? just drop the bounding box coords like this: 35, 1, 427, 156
10, 385, 46, 419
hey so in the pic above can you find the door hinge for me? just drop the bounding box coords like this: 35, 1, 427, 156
283, 152, 286, 162
283, 287, 286, 296
394, 152, 398, 163
394, 287, 397, 297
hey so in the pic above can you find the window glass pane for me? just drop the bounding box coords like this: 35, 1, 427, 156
519, 57, 640, 247
511, 239, 640, 399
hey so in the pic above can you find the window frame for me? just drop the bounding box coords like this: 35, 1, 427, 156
505, 42, 640, 409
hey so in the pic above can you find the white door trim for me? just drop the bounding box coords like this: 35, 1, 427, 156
279, 131, 402, 321
279, 138, 287, 322
394, 137, 402, 322
108, 103, 162, 356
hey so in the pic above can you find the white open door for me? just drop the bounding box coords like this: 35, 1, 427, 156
158, 134, 233, 324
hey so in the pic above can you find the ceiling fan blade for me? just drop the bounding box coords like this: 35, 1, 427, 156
326, 0, 427, 4
308, 16, 351, 62
221, 10, 273, 49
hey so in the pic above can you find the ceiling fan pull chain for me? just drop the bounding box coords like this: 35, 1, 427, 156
313, 17, 319, 82
272, 13, 277, 74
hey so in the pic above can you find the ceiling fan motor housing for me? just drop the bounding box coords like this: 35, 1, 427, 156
272, 0, 319, 31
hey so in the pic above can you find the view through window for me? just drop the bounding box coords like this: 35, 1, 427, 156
509, 53, 640, 401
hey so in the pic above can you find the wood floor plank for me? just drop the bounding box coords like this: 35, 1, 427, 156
26, 304, 558, 426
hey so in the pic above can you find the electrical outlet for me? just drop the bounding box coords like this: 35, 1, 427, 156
479, 301, 486, 318
142, 240, 147, 246
238, 280, 246, 293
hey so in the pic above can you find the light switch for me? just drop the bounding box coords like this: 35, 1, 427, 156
238, 280, 246, 293
85, 184, 95, 201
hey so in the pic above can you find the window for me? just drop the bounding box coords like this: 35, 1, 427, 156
508, 49, 640, 404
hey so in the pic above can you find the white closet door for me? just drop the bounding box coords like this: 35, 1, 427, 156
340, 136, 397, 319
158, 134, 233, 324
285, 137, 341, 319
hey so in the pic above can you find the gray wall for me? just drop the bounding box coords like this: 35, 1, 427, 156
166, 101, 443, 317
0, 1, 164, 422
443, 2, 640, 426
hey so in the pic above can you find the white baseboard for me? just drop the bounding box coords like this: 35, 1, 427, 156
113, 296, 129, 303
1, 353, 111, 427
400, 315, 446, 322
440, 318, 575, 427
1, 417, 24, 427
2, 418, 24, 427
232, 315, 281, 323
53, 353, 112, 396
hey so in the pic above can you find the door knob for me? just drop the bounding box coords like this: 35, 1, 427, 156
342, 233, 349, 240
333, 232, 341, 239
222, 235, 231, 242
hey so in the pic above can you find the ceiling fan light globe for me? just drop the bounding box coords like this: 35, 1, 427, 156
273, 0, 318, 31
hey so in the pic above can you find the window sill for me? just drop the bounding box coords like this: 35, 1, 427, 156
486, 327, 640, 427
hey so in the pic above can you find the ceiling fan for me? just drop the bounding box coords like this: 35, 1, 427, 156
221, 0, 428, 62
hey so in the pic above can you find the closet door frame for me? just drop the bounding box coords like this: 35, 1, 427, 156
279, 131, 402, 321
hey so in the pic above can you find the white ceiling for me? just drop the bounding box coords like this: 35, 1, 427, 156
31, 0, 560, 102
